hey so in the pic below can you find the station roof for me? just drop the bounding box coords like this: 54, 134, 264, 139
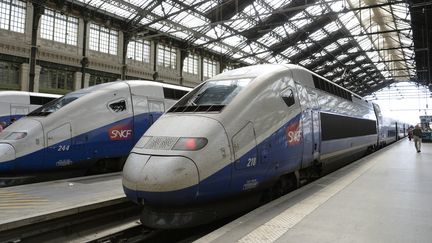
69, 0, 431, 97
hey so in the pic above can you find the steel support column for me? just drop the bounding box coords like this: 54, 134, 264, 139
29, 1, 45, 92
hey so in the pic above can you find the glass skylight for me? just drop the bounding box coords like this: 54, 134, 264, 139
170, 10, 208, 29
223, 36, 245, 47
305, 4, 325, 16
69, 0, 415, 95
273, 24, 296, 38
257, 33, 282, 46
328, 0, 345, 12
323, 21, 340, 34
324, 43, 339, 52
282, 46, 300, 57
228, 13, 255, 31
310, 29, 327, 42
352, 67, 361, 73
153, 2, 180, 16
265, 0, 292, 10
290, 12, 312, 28
77, 0, 136, 19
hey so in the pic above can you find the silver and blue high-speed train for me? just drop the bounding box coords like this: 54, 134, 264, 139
122, 64, 408, 228
0, 81, 190, 177
0, 91, 60, 124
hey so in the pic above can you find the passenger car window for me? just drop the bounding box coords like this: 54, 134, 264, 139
282, 89, 295, 107
109, 100, 127, 113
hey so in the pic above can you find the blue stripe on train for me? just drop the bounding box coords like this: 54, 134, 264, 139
0, 112, 162, 173
124, 114, 304, 205
0, 115, 25, 124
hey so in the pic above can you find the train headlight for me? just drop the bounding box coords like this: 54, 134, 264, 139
0, 143, 16, 163
135, 136, 152, 148
4, 132, 27, 140
172, 137, 208, 151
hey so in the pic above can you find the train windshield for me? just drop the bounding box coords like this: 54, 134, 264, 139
168, 78, 251, 112
27, 92, 88, 116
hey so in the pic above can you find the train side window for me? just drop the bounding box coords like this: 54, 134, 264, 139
281, 88, 295, 107
108, 99, 127, 113
148, 100, 165, 112
30, 96, 57, 105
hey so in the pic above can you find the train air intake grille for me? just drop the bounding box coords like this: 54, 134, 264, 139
144, 136, 179, 150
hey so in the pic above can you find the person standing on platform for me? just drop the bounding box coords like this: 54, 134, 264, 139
408, 126, 414, 141
413, 124, 423, 153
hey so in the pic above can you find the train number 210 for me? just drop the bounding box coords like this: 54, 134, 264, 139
247, 157, 257, 167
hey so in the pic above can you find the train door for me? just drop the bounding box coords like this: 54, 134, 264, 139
295, 82, 320, 168
395, 122, 399, 140
372, 103, 384, 147
311, 110, 320, 161
45, 123, 72, 169
148, 100, 164, 124
231, 122, 265, 192
131, 95, 151, 144
277, 85, 303, 175
295, 84, 313, 168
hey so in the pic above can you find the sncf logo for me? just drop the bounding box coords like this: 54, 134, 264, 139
285, 122, 302, 145
109, 124, 133, 141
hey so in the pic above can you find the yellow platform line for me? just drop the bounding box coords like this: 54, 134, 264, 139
0, 205, 47, 209
0, 198, 46, 201
0, 199, 49, 203
0, 189, 49, 209
0, 192, 23, 196
0, 202, 49, 208
0, 194, 45, 198
0, 202, 47, 208
0, 189, 21, 192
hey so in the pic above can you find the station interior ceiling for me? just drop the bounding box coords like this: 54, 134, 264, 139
64, 0, 431, 97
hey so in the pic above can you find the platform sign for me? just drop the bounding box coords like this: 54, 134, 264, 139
420, 115, 432, 124
420, 116, 432, 142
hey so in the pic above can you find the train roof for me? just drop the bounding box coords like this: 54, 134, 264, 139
210, 64, 286, 80
75, 80, 191, 94
283, 64, 363, 100
210, 64, 363, 100
125, 80, 192, 91
0, 91, 61, 98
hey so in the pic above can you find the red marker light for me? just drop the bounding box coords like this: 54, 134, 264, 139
185, 138, 197, 150
173, 137, 208, 151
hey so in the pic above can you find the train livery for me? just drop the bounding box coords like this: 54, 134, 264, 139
0, 91, 60, 124
122, 64, 408, 229
0, 81, 190, 176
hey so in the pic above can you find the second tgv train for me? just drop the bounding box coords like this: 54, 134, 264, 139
0, 81, 190, 175
0, 91, 60, 124
123, 64, 409, 229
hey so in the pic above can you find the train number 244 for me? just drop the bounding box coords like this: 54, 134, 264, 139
58, 145, 70, 152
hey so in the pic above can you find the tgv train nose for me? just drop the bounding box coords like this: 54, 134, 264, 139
123, 153, 199, 205
0, 143, 16, 172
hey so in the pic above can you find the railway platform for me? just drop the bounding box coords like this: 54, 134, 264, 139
0, 172, 124, 231
197, 139, 432, 243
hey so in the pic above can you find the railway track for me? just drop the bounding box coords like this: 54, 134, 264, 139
0, 146, 382, 243
0, 201, 141, 243
0, 199, 231, 243
0, 160, 363, 243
